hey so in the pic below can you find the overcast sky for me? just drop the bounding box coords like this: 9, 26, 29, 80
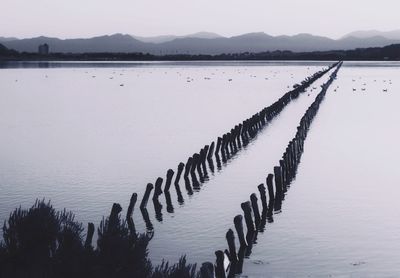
1, 0, 399, 39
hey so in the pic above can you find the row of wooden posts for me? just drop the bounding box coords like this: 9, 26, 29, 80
209, 62, 343, 278
135, 62, 341, 232
82, 61, 342, 274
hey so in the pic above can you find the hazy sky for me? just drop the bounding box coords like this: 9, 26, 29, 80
1, 0, 399, 39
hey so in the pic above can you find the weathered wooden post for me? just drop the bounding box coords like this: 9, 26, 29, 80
164, 169, 175, 192
152, 177, 163, 201
184, 157, 193, 177
236, 124, 243, 148
126, 193, 137, 221
109, 203, 122, 231
84, 222, 95, 249
257, 184, 268, 209
199, 148, 206, 166
215, 250, 226, 278
215, 153, 222, 170
266, 174, 276, 216
215, 137, 222, 156
250, 193, 261, 228
140, 183, 153, 209
226, 229, 238, 263
274, 166, 283, 202
234, 215, 247, 247
280, 160, 287, 192
174, 162, 185, 185
191, 153, 199, 174
207, 141, 215, 160
126, 193, 137, 235
241, 201, 255, 233
221, 134, 228, 154
202, 145, 210, 163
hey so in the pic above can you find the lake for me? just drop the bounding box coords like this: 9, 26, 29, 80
0, 61, 399, 277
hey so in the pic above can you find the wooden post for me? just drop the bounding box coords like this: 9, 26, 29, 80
164, 169, 175, 192
226, 229, 238, 263
257, 184, 267, 210
207, 141, 215, 160
126, 193, 137, 221
241, 201, 255, 233
191, 153, 200, 174
215, 250, 226, 278
250, 193, 261, 228
202, 145, 210, 163
140, 183, 154, 209
109, 203, 122, 231
152, 177, 163, 201
280, 160, 287, 192
174, 162, 185, 185
274, 166, 283, 201
84, 222, 95, 249
215, 137, 222, 156
184, 157, 192, 177
234, 215, 247, 247
266, 174, 276, 213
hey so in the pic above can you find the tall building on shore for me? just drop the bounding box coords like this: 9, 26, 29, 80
38, 43, 49, 55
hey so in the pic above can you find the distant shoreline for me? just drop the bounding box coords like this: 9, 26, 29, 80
1, 43, 400, 62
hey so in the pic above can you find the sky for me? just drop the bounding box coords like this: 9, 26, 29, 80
1, 0, 399, 39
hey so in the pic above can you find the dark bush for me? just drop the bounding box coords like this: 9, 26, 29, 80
0, 200, 199, 278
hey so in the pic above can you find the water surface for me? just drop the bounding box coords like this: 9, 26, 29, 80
1, 61, 399, 276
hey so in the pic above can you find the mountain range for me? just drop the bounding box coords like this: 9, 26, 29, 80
2, 30, 400, 55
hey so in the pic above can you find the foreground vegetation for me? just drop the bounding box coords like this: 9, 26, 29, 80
0, 200, 200, 278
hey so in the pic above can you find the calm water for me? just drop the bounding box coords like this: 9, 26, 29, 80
0, 61, 399, 276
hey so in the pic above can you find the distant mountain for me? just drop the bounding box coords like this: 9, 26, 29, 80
156, 32, 399, 54
3, 32, 400, 54
0, 37, 18, 42
132, 32, 223, 43
343, 30, 400, 40
2, 34, 157, 53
